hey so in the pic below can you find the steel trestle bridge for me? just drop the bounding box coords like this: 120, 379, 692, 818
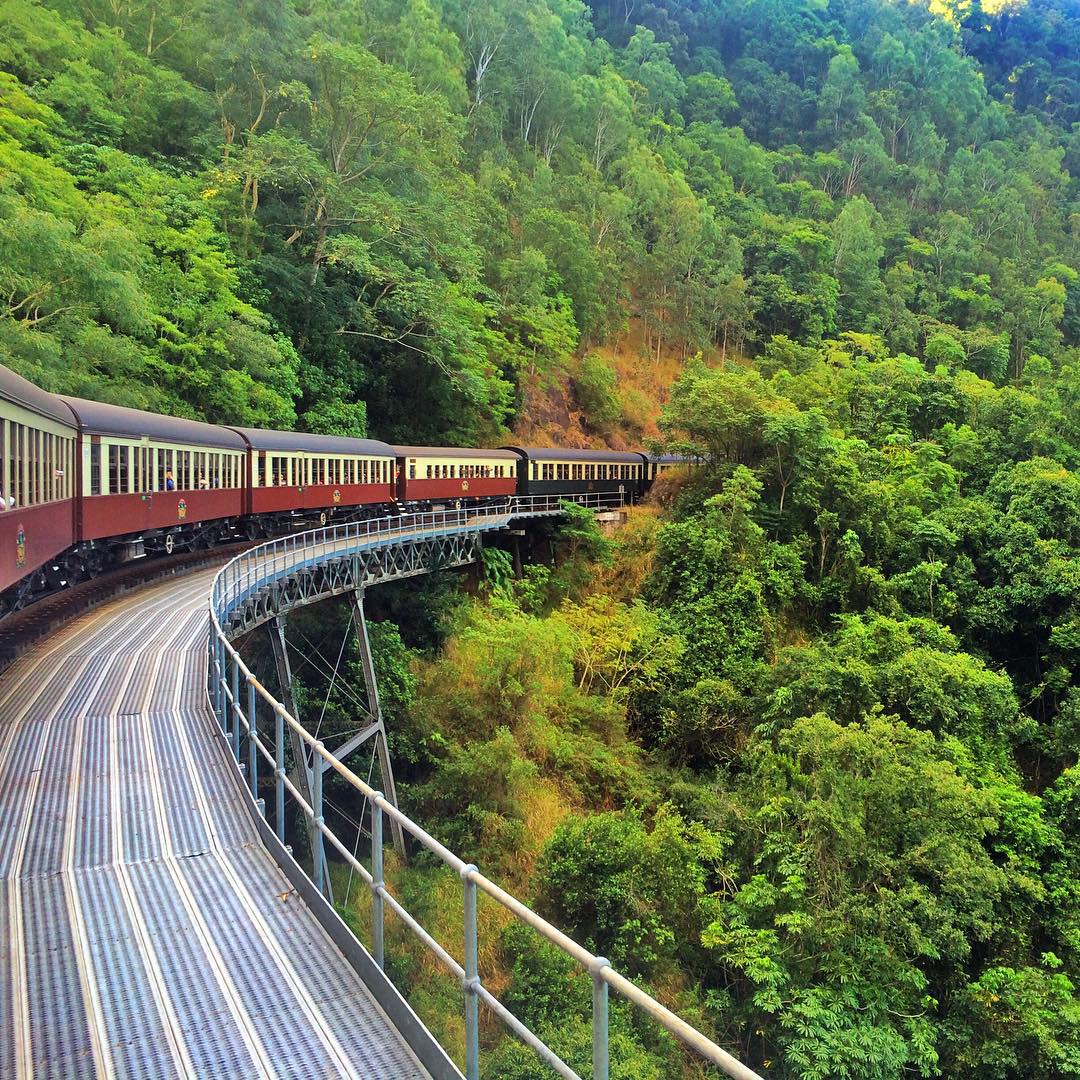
0, 495, 762, 1080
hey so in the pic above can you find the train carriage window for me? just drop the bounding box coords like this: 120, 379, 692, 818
28, 428, 38, 505
17, 425, 26, 506
12, 423, 21, 506
2, 421, 10, 507
0, 420, 7, 507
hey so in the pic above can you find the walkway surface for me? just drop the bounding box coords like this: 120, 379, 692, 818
0, 568, 430, 1079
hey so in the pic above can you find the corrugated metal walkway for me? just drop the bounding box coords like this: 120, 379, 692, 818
0, 569, 430, 1079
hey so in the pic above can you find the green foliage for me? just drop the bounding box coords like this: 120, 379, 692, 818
1, 0, 1073, 437
571, 352, 621, 433
4, 0, 1080, 1075
535, 807, 715, 976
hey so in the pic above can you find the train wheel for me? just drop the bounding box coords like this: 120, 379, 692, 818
163, 532, 175, 556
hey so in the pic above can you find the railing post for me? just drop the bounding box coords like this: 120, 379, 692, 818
230, 654, 240, 760
371, 792, 385, 969
275, 706, 285, 843
462, 863, 480, 1080
591, 957, 610, 1080
312, 741, 326, 896
214, 637, 225, 730
247, 677, 258, 800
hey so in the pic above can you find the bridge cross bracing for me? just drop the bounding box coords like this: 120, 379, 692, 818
0, 568, 435, 1078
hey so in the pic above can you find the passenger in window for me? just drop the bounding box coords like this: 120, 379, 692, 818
0, 489, 12, 508
164, 469, 176, 491
198, 474, 210, 490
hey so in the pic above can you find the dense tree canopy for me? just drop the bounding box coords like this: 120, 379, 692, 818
0, 0, 1075, 441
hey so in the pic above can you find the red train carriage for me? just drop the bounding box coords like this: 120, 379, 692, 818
0, 367, 77, 602
394, 446, 518, 506
61, 397, 247, 558
229, 428, 396, 526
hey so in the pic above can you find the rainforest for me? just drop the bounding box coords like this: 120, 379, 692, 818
2, 0, 1079, 1075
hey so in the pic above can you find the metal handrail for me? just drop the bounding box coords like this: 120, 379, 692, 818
208, 497, 762, 1080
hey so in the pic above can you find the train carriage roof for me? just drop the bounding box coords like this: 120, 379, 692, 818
500, 446, 646, 464
228, 427, 396, 457
0, 365, 76, 427
60, 397, 245, 448
393, 445, 519, 460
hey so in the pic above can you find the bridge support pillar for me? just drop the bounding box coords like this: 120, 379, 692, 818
348, 589, 407, 861
269, 614, 330, 903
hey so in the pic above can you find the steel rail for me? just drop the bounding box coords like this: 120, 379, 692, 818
208, 497, 762, 1080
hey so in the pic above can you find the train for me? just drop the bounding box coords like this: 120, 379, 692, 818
0, 363, 685, 616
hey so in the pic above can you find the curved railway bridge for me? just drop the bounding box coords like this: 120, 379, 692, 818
0, 498, 762, 1080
